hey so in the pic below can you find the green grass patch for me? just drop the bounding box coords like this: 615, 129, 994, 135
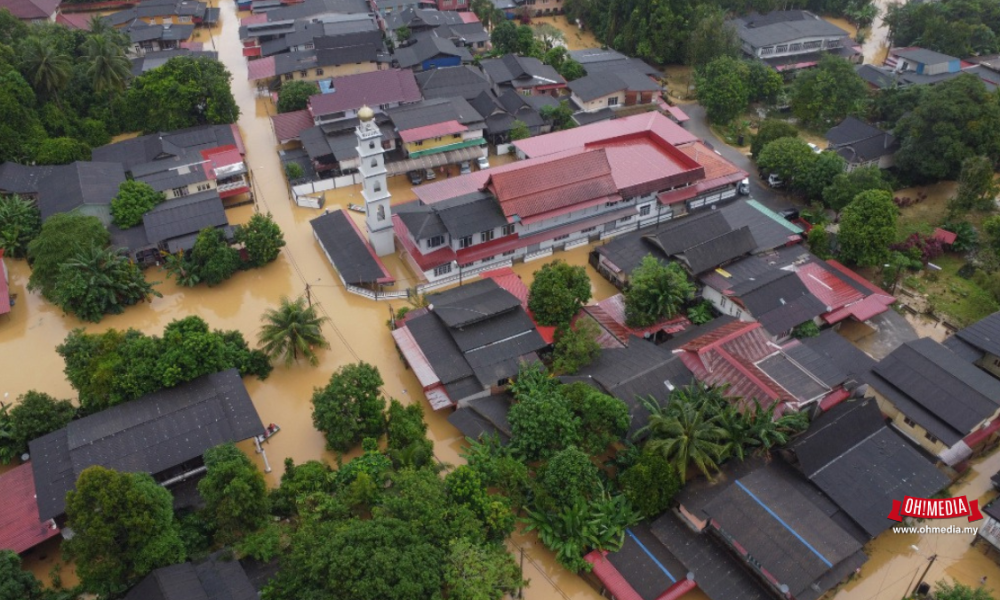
920, 254, 1000, 327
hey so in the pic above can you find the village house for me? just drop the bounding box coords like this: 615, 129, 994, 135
0, 0, 58, 22
868, 338, 1000, 470
943, 311, 1000, 381
386, 7, 489, 52
416, 65, 493, 100
309, 68, 423, 127
730, 10, 859, 72
0, 462, 60, 555
0, 161, 127, 225
105, 0, 219, 29
237, 0, 371, 57
122, 22, 198, 57
388, 97, 487, 164
131, 48, 220, 75
856, 47, 1000, 91
393, 36, 474, 71
446, 394, 513, 444
125, 553, 257, 600
247, 13, 381, 57
247, 32, 392, 88
480, 54, 567, 97
468, 89, 549, 145
29, 369, 267, 525
824, 116, 898, 171
568, 69, 661, 113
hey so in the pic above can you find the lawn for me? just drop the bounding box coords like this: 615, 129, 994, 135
901, 254, 999, 327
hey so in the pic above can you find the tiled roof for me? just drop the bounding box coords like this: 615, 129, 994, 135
0, 0, 59, 19
480, 268, 556, 344
515, 112, 697, 157
125, 553, 257, 600
311, 209, 395, 286
309, 69, 421, 116
585, 294, 690, 344
399, 119, 467, 143
793, 262, 862, 311
247, 55, 276, 80
270, 109, 315, 143
0, 462, 60, 554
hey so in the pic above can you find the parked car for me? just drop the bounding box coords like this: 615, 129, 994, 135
807, 143, 822, 154
424, 168, 437, 181
459, 161, 472, 175
738, 178, 750, 195
407, 170, 423, 185
778, 208, 800, 221
767, 173, 785, 188
476, 156, 490, 170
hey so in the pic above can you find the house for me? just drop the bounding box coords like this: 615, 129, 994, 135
125, 553, 257, 600
110, 190, 232, 267
0, 0, 58, 22
247, 31, 391, 87
943, 311, 1000, 380
435, 0, 468, 12
131, 48, 219, 75
29, 369, 266, 523
886, 47, 961, 75
524, 0, 562, 17
105, 0, 219, 30
786, 398, 948, 538
0, 161, 127, 225
123, 22, 197, 57
397, 112, 746, 283
388, 97, 486, 162
568, 70, 661, 113
416, 65, 493, 100
310, 208, 396, 289
446, 394, 513, 443
592, 199, 803, 287
91, 124, 251, 204
480, 54, 567, 97
568, 48, 661, 78
387, 7, 489, 52
581, 294, 691, 347
676, 459, 868, 600
390, 278, 548, 409
250, 13, 381, 57
372, 0, 434, 16
468, 89, 548, 145
868, 338, 1000, 469
238, 0, 372, 54
854, 47, 1000, 91
976, 498, 1000, 555
0, 463, 60, 554
309, 68, 422, 126
824, 116, 898, 171
731, 10, 859, 72
300, 117, 398, 175
394, 36, 473, 71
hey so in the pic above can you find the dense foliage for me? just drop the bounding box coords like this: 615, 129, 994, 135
528, 260, 592, 326
838, 189, 899, 267
0, 195, 41, 258
821, 165, 893, 212
164, 227, 242, 287
0, 391, 76, 463
931, 579, 997, 600
58, 315, 271, 413
551, 318, 601, 375
50, 244, 161, 322
790, 55, 868, 129
123, 57, 239, 133
750, 119, 798, 159
619, 448, 682, 518
696, 56, 782, 123
951, 155, 1000, 214
66, 466, 185, 596
32, 136, 91, 164
311, 361, 387, 452
624, 255, 694, 327
885, 0, 1000, 57
235, 212, 286, 268
198, 443, 271, 545
110, 180, 164, 229
277, 81, 317, 114
0, 550, 44, 600
27, 213, 109, 298
257, 296, 330, 366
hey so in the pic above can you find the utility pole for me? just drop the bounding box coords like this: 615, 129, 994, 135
519, 547, 525, 599
912, 554, 937, 598
305, 283, 312, 307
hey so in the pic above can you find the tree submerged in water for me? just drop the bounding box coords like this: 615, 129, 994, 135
258, 297, 331, 366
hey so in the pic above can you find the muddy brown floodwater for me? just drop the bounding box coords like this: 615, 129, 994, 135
1, 1, 994, 597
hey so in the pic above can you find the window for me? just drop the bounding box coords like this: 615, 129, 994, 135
172, 187, 189, 198
993, 357, 1000, 367
581, 226, 596, 233
284, 74, 294, 81
196, 183, 212, 192
903, 416, 917, 428
315, 68, 324, 76
553, 234, 570, 241
618, 216, 632, 223
369, 141, 375, 149
428, 235, 445, 248
607, 96, 619, 107
373, 181, 382, 193
502, 249, 516, 256
605, 200, 621, 208
459, 235, 473, 248
825, 39, 842, 49
789, 43, 802, 52
371, 158, 378, 167
481, 255, 495, 262
300, 70, 308, 77
377, 205, 385, 220
480, 229, 494, 243
924, 431, 939, 444
802, 40, 823, 50
433, 263, 452, 276
452, 134, 461, 139
775, 44, 788, 53
639, 204, 652, 217
502, 224, 515, 236
759, 47, 775, 56
720, 297, 728, 308
414, 140, 423, 146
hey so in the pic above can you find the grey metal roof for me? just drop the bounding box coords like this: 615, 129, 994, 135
781, 340, 848, 388
757, 351, 829, 401
646, 210, 732, 256
251, 0, 369, 22
679, 226, 757, 274
481, 54, 565, 89
143, 191, 228, 245
855, 64, 897, 88
739, 270, 827, 335
894, 47, 958, 65
416, 65, 492, 100
405, 311, 476, 384
394, 36, 471, 69
954, 311, 1000, 359
426, 278, 521, 327
33, 162, 127, 221
395, 203, 448, 239
132, 49, 219, 75
433, 191, 508, 239
719, 199, 803, 252
801, 329, 876, 385
606, 523, 687, 600
873, 338, 1000, 439
944, 335, 987, 363
594, 227, 662, 275
825, 117, 897, 163
125, 552, 257, 600
465, 332, 545, 386
568, 69, 658, 102
447, 403, 511, 444
792, 399, 948, 537
449, 308, 536, 352
388, 97, 482, 131
30, 369, 262, 521
733, 10, 850, 48
92, 124, 239, 173
309, 209, 391, 286
314, 30, 386, 65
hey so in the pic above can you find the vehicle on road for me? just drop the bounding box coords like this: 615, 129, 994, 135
407, 170, 423, 185
459, 161, 471, 175
476, 156, 489, 170
424, 168, 436, 181
767, 173, 785, 188
738, 178, 750, 195
778, 208, 800, 220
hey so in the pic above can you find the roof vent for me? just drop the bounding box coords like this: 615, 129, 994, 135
664, 380, 675, 392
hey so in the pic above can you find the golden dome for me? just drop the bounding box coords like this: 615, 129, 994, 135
358, 105, 375, 121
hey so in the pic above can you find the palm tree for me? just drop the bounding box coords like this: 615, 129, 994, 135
87, 14, 113, 37
637, 383, 731, 483
405, 286, 429, 309
745, 399, 809, 457
83, 34, 131, 110
257, 297, 331, 366
20, 37, 73, 101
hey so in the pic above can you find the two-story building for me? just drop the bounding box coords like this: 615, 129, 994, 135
731, 10, 858, 72
388, 97, 486, 160
245, 13, 381, 58
105, 0, 219, 31
248, 30, 391, 87
308, 68, 422, 126
393, 36, 474, 71
480, 54, 567, 97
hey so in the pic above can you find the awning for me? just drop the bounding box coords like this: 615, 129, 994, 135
386, 145, 486, 177
391, 327, 440, 390
425, 385, 454, 411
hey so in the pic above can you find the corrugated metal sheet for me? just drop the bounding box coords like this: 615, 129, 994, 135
391, 327, 440, 389
425, 385, 454, 411
0, 463, 60, 554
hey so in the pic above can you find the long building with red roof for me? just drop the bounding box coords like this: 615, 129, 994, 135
397, 112, 747, 283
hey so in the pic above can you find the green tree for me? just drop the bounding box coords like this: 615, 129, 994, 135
895, 74, 1000, 181
950, 155, 999, 214
532, 23, 564, 51
791, 54, 868, 129
471, 0, 504, 30
538, 446, 601, 508
32, 136, 90, 165
559, 58, 586, 81
169, 227, 241, 287
50, 244, 160, 322
509, 387, 581, 462
66, 466, 185, 595
624, 256, 694, 328
508, 119, 531, 141
0, 68, 47, 163
791, 321, 821, 339
637, 383, 731, 483
931, 579, 995, 600
807, 227, 832, 259
83, 33, 131, 110
235, 212, 286, 267
0, 550, 44, 600
276, 80, 317, 114
695, 56, 750, 124
687, 6, 740, 68
490, 21, 520, 54
443, 539, 525, 600
750, 119, 798, 159
198, 443, 270, 545
758, 136, 818, 189
539, 100, 576, 131
6, 391, 75, 460
27, 213, 109, 299
562, 382, 629, 455
284, 162, 304, 180
0, 195, 41, 258
257, 296, 330, 366
839, 189, 898, 267
19, 36, 72, 101
395, 24, 411, 41
527, 260, 592, 326
822, 165, 893, 211
746, 59, 783, 104
126, 57, 239, 133
795, 151, 845, 200
619, 448, 681, 518
551, 318, 601, 375
110, 180, 165, 228
870, 84, 926, 130
311, 361, 386, 452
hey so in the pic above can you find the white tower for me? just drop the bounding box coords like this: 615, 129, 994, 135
356, 105, 394, 256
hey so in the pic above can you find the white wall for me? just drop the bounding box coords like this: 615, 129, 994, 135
702, 285, 749, 321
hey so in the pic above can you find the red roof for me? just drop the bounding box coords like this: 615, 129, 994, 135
458, 11, 480, 22
241, 12, 268, 25
586, 134, 706, 199
964, 417, 1000, 448
201, 145, 244, 179
247, 56, 276, 81
399, 120, 467, 143
480, 267, 556, 344
487, 150, 619, 219
308, 69, 421, 117
0, 0, 59, 19
0, 252, 10, 316
933, 227, 958, 245
56, 11, 94, 29
585, 551, 644, 600
270, 109, 314, 143
663, 104, 690, 123
585, 294, 690, 345
824, 260, 896, 306
796, 262, 864, 311
514, 112, 698, 158
0, 463, 60, 554
823, 294, 892, 324
819, 388, 851, 412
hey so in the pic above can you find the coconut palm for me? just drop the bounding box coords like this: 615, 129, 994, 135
745, 398, 809, 457
637, 383, 731, 483
258, 297, 331, 366
87, 14, 114, 37
83, 34, 131, 107
20, 37, 73, 100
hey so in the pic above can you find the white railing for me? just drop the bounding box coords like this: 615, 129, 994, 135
340, 259, 514, 301
524, 248, 553, 263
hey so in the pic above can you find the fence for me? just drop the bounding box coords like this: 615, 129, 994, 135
340, 259, 514, 301
292, 173, 364, 206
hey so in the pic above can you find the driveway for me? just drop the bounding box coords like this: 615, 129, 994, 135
847, 309, 918, 360
682, 103, 799, 213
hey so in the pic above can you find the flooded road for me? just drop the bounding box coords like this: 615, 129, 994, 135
861, 0, 904, 64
